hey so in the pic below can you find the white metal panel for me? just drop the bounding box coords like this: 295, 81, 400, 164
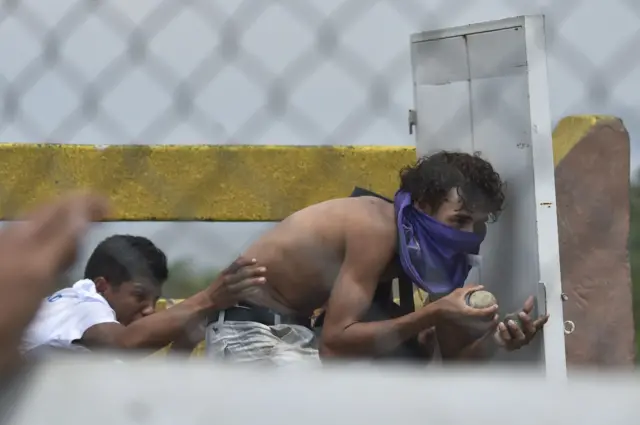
410, 16, 565, 375
470, 79, 539, 362
411, 35, 473, 155
413, 84, 473, 156
467, 27, 528, 79
412, 37, 469, 85
466, 27, 540, 364
7, 357, 640, 425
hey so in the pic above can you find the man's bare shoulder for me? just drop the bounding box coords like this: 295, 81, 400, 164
336, 197, 397, 271
324, 196, 396, 240
281, 196, 396, 247
298, 196, 393, 226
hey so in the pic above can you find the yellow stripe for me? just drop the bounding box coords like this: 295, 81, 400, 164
552, 115, 617, 167
0, 144, 415, 221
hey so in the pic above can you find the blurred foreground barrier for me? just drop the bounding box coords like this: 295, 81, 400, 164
6, 357, 640, 425
0, 114, 633, 365
553, 116, 635, 367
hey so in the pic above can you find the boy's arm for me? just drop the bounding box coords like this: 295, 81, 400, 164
81, 257, 265, 351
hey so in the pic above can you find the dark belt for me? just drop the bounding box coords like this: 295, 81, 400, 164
213, 303, 311, 328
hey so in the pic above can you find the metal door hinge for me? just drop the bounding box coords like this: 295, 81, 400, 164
408, 109, 417, 135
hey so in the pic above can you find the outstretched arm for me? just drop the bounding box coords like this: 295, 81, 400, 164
81, 257, 265, 351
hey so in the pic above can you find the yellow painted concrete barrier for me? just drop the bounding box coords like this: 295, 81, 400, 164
0, 144, 415, 221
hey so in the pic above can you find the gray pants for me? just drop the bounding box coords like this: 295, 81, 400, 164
205, 319, 320, 366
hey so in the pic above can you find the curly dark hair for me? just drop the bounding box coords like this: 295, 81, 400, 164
399, 151, 505, 221
84, 234, 168, 287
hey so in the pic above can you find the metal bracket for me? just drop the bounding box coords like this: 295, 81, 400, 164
408, 109, 417, 135
538, 284, 574, 334
536, 281, 547, 317
560, 292, 574, 334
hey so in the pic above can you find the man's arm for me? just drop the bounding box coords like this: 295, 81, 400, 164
319, 216, 442, 358
80, 257, 265, 351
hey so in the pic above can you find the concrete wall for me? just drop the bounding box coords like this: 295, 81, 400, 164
554, 116, 635, 366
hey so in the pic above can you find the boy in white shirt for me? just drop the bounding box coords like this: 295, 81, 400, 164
22, 234, 265, 355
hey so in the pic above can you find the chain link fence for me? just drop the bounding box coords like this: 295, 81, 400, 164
1, 0, 639, 291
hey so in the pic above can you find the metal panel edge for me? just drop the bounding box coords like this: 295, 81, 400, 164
410, 16, 526, 43
523, 15, 567, 379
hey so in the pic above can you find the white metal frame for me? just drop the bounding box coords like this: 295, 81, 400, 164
521, 15, 566, 380
410, 15, 566, 378
411, 16, 531, 43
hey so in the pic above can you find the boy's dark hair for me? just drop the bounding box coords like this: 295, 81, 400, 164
84, 235, 168, 287
399, 151, 506, 221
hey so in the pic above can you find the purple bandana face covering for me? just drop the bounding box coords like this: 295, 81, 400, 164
394, 190, 485, 295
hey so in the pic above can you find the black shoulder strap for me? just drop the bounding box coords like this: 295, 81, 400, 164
397, 274, 416, 315
349, 186, 414, 314
349, 186, 393, 203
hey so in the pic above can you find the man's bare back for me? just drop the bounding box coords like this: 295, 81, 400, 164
242, 196, 398, 316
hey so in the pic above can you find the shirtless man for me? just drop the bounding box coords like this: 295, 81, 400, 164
206, 151, 549, 364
